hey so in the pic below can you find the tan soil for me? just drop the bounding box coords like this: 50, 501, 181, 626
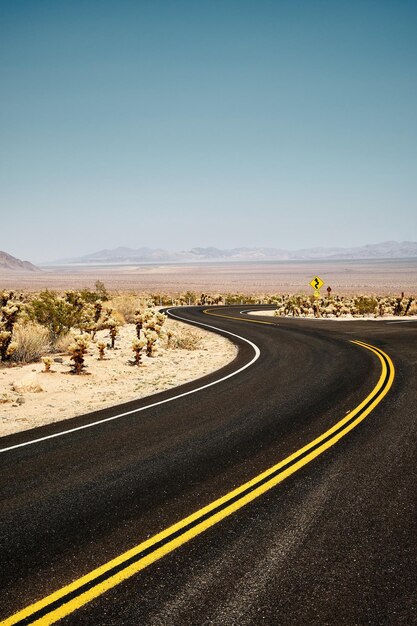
0, 319, 237, 437
246, 309, 417, 321
1, 258, 417, 295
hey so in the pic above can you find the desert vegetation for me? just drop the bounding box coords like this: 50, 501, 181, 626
0, 287, 236, 436
1, 283, 415, 436
271, 294, 417, 318
0, 286, 185, 370
1, 287, 416, 370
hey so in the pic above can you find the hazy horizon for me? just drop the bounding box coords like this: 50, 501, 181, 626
1, 1, 417, 263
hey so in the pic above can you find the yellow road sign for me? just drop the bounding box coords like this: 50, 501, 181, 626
310, 276, 324, 290
313, 289, 321, 298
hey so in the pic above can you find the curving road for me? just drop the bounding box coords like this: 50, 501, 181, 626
0, 306, 416, 625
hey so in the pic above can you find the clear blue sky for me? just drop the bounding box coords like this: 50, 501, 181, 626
1, 0, 416, 262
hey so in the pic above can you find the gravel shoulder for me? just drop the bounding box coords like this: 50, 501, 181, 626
0, 319, 237, 436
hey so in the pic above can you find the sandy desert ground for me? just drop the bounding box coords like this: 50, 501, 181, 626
246, 309, 417, 321
0, 319, 237, 437
1, 258, 417, 295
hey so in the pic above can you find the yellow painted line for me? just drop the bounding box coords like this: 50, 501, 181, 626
203, 308, 276, 325
1, 340, 395, 626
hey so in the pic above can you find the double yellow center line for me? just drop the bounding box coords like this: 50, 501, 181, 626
1, 313, 395, 625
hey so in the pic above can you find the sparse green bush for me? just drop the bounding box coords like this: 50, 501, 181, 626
28, 290, 78, 341
78, 281, 109, 303
354, 296, 378, 315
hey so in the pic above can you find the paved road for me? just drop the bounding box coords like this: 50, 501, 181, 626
0, 306, 416, 625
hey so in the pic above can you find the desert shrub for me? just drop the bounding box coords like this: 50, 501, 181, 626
354, 296, 378, 315
77, 281, 109, 303
68, 335, 89, 374
97, 341, 106, 360
0, 292, 23, 362
54, 331, 76, 353
10, 322, 50, 363
167, 328, 202, 350
28, 290, 78, 341
111, 295, 140, 323
27, 290, 99, 340
42, 357, 52, 372
111, 310, 125, 326
94, 280, 109, 301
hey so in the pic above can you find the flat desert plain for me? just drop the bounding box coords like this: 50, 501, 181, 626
1, 258, 417, 295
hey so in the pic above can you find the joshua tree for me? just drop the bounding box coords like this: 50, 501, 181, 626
165, 329, 174, 348
94, 300, 103, 323
143, 329, 158, 357
97, 341, 106, 360
107, 317, 119, 349
131, 338, 146, 366
0, 293, 21, 362
134, 311, 144, 339
68, 335, 89, 374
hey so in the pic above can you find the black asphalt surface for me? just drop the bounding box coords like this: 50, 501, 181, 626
0, 305, 416, 625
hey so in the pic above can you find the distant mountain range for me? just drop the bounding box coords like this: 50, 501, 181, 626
0, 251, 40, 272
49, 241, 417, 265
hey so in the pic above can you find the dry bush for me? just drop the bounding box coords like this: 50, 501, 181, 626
167, 327, 202, 350
110, 295, 140, 323
10, 323, 50, 363
54, 331, 76, 353
110, 310, 126, 326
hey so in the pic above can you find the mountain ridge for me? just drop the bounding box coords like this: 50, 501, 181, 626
47, 241, 417, 265
0, 251, 40, 272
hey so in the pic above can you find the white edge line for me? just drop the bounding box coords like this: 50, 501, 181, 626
0, 308, 260, 454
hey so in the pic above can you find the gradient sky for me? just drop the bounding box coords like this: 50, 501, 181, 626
1, 0, 416, 262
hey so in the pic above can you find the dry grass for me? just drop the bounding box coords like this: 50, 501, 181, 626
166, 327, 203, 350
110, 295, 142, 323
53, 331, 76, 353
10, 322, 50, 363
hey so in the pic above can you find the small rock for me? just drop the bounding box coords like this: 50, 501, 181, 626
54, 357, 63, 364
16, 396, 25, 405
